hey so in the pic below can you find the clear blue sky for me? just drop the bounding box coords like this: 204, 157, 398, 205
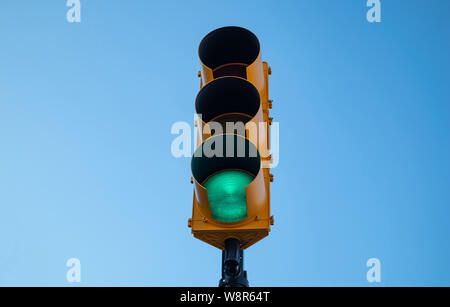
0, 0, 449, 286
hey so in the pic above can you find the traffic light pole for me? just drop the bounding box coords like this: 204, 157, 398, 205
219, 238, 249, 287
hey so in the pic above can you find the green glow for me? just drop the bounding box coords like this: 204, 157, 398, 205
203, 170, 254, 222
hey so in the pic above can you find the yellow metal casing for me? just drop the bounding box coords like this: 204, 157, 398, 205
189, 26, 274, 250
194, 77, 270, 166
198, 26, 271, 118
190, 135, 272, 250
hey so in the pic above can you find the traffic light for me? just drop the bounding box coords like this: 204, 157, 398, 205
188, 26, 274, 251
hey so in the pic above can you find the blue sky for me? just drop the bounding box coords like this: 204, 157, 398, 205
0, 0, 449, 286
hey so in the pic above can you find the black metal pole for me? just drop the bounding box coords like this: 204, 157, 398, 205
219, 238, 249, 287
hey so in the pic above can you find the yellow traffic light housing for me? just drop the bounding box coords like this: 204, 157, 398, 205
191, 134, 271, 250
195, 76, 269, 161
198, 26, 271, 117
189, 26, 274, 251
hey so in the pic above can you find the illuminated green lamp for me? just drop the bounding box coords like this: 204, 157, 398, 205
203, 170, 254, 222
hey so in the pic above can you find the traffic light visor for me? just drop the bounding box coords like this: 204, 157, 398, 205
199, 26, 261, 74
195, 77, 261, 126
191, 135, 261, 223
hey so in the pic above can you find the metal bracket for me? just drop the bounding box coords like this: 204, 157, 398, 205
218, 238, 249, 287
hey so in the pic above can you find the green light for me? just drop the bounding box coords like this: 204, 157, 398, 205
203, 170, 254, 222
